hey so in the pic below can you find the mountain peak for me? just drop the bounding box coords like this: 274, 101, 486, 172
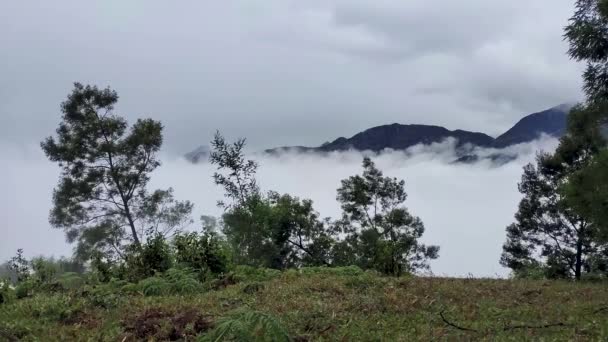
492, 105, 570, 148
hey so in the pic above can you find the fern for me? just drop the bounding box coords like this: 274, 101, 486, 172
138, 276, 170, 296
135, 268, 204, 296
201, 311, 290, 342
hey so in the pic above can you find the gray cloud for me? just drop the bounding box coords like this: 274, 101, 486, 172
0, 0, 583, 153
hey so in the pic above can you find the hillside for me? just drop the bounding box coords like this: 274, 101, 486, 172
2, 267, 607, 341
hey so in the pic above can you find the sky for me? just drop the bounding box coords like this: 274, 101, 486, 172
1, 0, 583, 153
0, 1, 586, 276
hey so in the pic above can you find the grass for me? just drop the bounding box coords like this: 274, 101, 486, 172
1, 267, 608, 341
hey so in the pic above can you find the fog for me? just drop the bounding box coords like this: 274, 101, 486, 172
0, 137, 559, 277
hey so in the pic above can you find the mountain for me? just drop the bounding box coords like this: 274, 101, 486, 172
492, 104, 572, 148
184, 145, 210, 163
315, 124, 494, 152
186, 104, 574, 162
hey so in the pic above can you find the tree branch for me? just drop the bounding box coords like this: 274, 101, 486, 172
439, 310, 478, 332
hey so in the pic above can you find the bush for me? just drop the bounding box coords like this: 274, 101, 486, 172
0, 280, 14, 304
15, 280, 36, 299
174, 231, 231, 280
123, 235, 174, 282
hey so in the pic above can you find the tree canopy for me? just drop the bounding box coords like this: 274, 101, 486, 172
41, 83, 192, 261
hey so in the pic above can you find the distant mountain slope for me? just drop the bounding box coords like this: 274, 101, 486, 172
492, 104, 572, 148
317, 124, 494, 152
184, 145, 210, 163
186, 104, 574, 162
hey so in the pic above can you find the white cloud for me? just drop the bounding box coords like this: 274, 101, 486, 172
0, 137, 559, 277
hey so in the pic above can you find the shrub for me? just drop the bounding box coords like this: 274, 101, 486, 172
174, 231, 231, 280
15, 280, 36, 299
123, 234, 174, 282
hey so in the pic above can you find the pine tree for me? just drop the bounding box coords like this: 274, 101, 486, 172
42, 83, 192, 260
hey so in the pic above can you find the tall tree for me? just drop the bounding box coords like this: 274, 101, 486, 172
335, 157, 438, 276
501, 105, 608, 280
42, 83, 192, 260
562, 0, 608, 236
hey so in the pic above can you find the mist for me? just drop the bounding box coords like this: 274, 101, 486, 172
0, 137, 559, 277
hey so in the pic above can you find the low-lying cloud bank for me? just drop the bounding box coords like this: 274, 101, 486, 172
0, 136, 559, 277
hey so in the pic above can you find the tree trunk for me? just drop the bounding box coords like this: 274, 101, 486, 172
575, 236, 583, 281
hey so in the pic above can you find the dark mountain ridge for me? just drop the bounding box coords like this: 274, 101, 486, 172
186, 104, 573, 163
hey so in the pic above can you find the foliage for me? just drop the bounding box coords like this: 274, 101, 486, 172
123, 234, 174, 281
173, 230, 231, 280
202, 311, 289, 342
334, 157, 439, 276
210, 131, 260, 209
41, 83, 193, 261
233, 266, 281, 282
135, 268, 203, 296
563, 147, 608, 241
565, 0, 608, 103
7, 249, 30, 283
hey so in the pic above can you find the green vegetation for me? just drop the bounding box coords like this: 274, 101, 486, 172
2, 267, 608, 341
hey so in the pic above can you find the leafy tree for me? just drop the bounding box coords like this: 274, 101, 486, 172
501, 128, 608, 280
562, 1, 608, 237
210, 132, 332, 269
210, 131, 259, 209
334, 157, 439, 276
173, 230, 231, 279
565, 0, 608, 103
41, 83, 192, 261
502, 0, 608, 280
7, 249, 30, 283
563, 149, 608, 241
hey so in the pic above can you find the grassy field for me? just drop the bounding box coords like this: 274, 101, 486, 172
1, 267, 608, 341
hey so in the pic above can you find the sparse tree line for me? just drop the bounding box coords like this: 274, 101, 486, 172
2, 0, 608, 305
1, 82, 439, 301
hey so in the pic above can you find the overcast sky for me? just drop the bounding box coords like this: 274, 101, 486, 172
1, 0, 583, 154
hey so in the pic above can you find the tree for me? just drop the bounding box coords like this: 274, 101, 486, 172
500, 112, 608, 280
502, 0, 608, 281
562, 0, 608, 237
334, 157, 439, 276
210, 132, 333, 268
42, 83, 192, 261
563, 148, 608, 241
565, 0, 608, 104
